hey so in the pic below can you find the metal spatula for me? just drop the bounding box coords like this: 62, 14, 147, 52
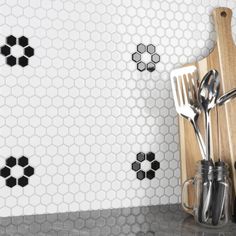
171, 65, 206, 159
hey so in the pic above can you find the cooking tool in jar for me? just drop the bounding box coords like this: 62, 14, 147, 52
212, 160, 227, 225
177, 7, 236, 210
198, 70, 220, 222
198, 159, 214, 223
211, 99, 225, 225
198, 69, 220, 161
171, 66, 206, 160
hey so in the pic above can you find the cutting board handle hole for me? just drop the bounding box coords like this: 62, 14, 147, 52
220, 11, 227, 17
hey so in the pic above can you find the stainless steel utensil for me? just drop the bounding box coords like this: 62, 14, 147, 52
212, 160, 227, 225
198, 69, 220, 223
197, 159, 214, 223
171, 66, 206, 160
198, 69, 220, 161
213, 88, 236, 225
217, 88, 236, 106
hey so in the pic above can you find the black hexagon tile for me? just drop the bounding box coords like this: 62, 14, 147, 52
18, 36, 28, 47
18, 176, 28, 187
0, 35, 34, 67
6, 156, 16, 167
6, 177, 17, 188
18, 156, 29, 167
132, 152, 160, 180
0, 45, 10, 56
6, 35, 16, 46
0, 156, 34, 188
0, 167, 10, 178
132, 44, 160, 72
6, 55, 17, 66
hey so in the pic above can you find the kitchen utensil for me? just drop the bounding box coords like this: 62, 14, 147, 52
217, 88, 236, 106
198, 70, 220, 222
171, 65, 206, 160
177, 8, 236, 211
199, 160, 214, 222
212, 160, 227, 225
198, 160, 214, 223
198, 69, 220, 161
212, 100, 225, 225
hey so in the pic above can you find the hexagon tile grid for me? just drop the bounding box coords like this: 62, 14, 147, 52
0, 0, 236, 217
0, 204, 187, 236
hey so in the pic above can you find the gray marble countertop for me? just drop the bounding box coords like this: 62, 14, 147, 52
0, 204, 235, 236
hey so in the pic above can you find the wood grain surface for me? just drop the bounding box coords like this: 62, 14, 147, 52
179, 7, 236, 211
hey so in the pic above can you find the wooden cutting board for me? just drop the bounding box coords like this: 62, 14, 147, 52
179, 7, 236, 211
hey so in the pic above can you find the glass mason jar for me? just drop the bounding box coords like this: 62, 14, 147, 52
182, 160, 232, 227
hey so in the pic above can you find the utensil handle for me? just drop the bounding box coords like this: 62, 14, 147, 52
205, 110, 211, 161
191, 120, 206, 160
212, 182, 226, 225
201, 181, 213, 222
217, 88, 236, 106
182, 178, 194, 215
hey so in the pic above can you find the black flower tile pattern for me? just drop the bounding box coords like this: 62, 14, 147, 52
132, 152, 160, 180
0, 35, 34, 67
132, 44, 160, 72
0, 156, 34, 188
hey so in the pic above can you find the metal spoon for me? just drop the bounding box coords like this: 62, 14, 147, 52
198, 69, 220, 161
198, 69, 220, 223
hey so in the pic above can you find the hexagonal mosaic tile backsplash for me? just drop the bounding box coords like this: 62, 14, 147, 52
0, 0, 236, 217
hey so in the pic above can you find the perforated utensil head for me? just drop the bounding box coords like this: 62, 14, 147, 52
198, 70, 220, 112
171, 65, 201, 121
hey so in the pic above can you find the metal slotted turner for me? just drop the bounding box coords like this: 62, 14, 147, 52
171, 66, 207, 205
171, 66, 206, 160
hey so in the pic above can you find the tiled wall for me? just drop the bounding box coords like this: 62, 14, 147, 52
0, 0, 236, 217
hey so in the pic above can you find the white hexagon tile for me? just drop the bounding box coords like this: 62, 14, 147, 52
0, 0, 236, 217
